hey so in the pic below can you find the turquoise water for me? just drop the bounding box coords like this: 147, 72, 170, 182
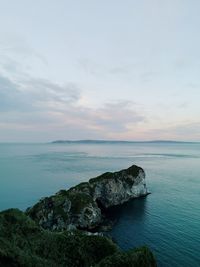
0, 142, 200, 266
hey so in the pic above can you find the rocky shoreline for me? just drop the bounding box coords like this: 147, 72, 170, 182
0, 165, 157, 267
26, 165, 149, 231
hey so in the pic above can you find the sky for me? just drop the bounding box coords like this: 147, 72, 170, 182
0, 0, 200, 142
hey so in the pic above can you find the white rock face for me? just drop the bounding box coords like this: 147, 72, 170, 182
130, 170, 148, 197
27, 165, 149, 231
90, 166, 148, 208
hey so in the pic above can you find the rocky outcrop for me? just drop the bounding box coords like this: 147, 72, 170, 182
26, 165, 149, 231
26, 190, 102, 231
0, 209, 157, 267
90, 164, 148, 208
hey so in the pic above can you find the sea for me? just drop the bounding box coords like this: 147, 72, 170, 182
0, 141, 199, 267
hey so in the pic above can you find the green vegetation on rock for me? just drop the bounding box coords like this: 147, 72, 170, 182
0, 209, 157, 267
67, 192, 94, 214
26, 165, 148, 231
96, 247, 157, 267
89, 165, 142, 184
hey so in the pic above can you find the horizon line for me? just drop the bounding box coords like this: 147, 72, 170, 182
51, 139, 200, 144
0, 139, 199, 144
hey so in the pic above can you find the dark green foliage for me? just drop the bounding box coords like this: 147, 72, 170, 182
70, 182, 90, 192
96, 246, 157, 267
89, 172, 113, 183
27, 189, 95, 219
89, 165, 142, 184
126, 165, 141, 177
0, 209, 118, 267
67, 192, 94, 214
0, 209, 157, 267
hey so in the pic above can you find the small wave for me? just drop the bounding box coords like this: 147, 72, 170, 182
21, 151, 199, 162
27, 152, 89, 161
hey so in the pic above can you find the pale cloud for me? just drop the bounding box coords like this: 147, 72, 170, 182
1, 70, 198, 142
0, 1, 200, 141
140, 71, 158, 83
0, 74, 145, 141
0, 75, 79, 112
142, 122, 200, 141
0, 32, 47, 65
0, 76, 31, 112
78, 58, 134, 77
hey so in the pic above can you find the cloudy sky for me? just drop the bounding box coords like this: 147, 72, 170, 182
0, 0, 200, 142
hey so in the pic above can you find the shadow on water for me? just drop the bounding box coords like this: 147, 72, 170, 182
103, 196, 148, 231
102, 197, 152, 256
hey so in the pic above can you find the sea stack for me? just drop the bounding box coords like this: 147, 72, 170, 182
26, 165, 149, 231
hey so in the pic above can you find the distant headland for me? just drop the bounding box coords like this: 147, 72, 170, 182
51, 139, 199, 144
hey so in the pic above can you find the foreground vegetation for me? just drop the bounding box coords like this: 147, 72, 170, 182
0, 209, 157, 267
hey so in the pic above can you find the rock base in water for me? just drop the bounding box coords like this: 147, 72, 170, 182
26, 165, 149, 231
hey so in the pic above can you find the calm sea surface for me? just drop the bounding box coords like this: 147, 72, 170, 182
0, 142, 199, 267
